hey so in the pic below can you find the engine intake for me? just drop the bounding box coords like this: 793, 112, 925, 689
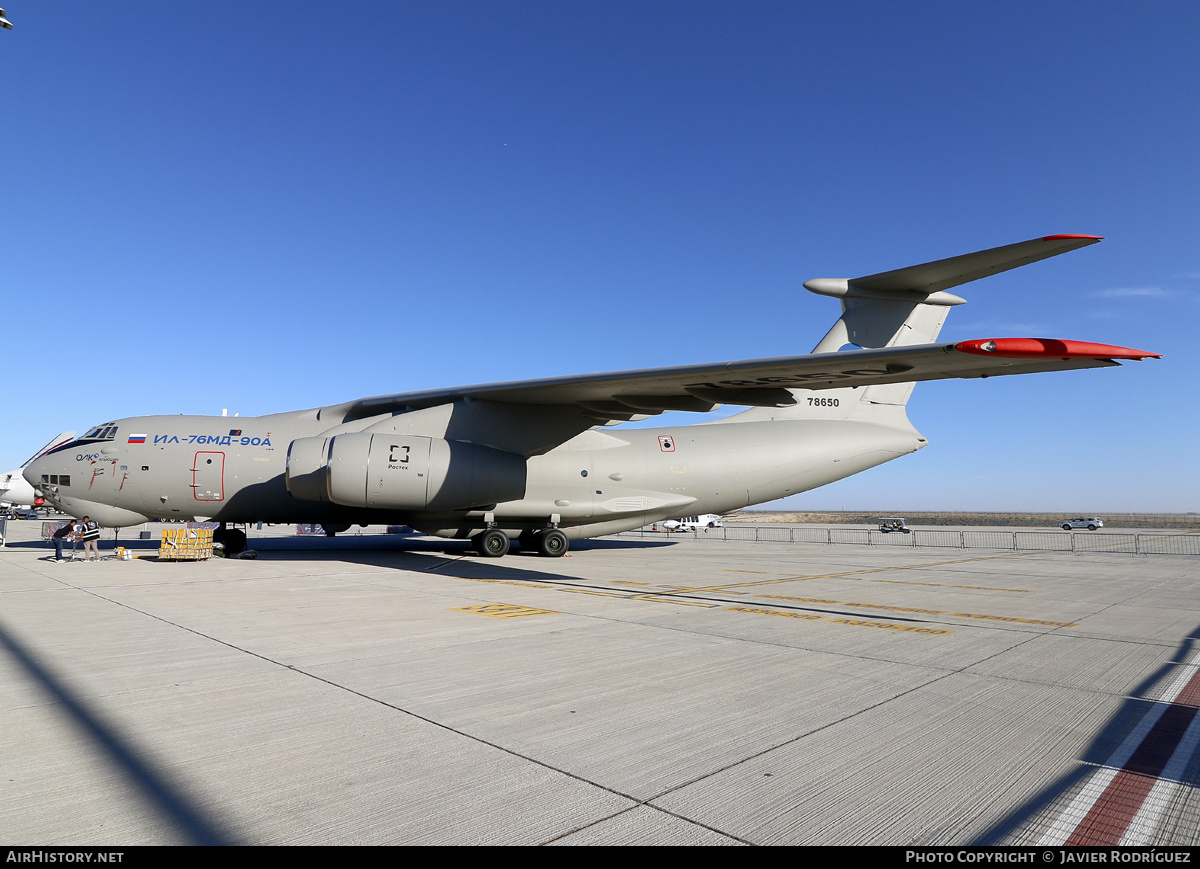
285, 436, 331, 502
287, 433, 526, 511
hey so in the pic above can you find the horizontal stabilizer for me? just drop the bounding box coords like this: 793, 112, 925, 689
805, 234, 1103, 303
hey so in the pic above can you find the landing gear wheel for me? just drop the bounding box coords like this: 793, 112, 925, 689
538, 529, 568, 557
475, 529, 510, 558
214, 526, 248, 554
225, 528, 247, 554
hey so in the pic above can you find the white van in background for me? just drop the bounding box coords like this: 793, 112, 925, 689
661, 514, 724, 532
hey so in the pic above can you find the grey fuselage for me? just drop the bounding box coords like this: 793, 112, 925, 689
24, 399, 925, 539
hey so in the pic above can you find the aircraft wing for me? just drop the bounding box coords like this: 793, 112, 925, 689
342, 338, 1158, 423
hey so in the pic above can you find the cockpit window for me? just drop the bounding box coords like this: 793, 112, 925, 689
81, 424, 118, 441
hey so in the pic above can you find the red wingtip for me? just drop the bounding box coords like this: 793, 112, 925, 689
1042, 234, 1104, 241
955, 338, 1160, 361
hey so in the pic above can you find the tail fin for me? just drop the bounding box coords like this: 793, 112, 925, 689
722, 234, 1103, 424
805, 234, 1103, 407
808, 234, 1103, 352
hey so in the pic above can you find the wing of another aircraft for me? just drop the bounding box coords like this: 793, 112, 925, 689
338, 338, 1158, 423
21, 431, 77, 467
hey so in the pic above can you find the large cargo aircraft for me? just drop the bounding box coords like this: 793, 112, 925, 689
25, 236, 1157, 557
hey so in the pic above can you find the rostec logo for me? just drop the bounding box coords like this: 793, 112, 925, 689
388, 444, 410, 470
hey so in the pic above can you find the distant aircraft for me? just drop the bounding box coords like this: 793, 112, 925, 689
25, 236, 1157, 556
2, 432, 75, 512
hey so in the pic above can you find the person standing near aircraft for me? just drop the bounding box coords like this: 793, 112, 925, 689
79, 515, 101, 561
64, 517, 85, 561
50, 521, 75, 562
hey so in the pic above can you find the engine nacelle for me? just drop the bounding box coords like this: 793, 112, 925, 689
285, 436, 331, 502
287, 433, 526, 511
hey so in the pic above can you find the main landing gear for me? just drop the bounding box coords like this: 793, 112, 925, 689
535, 529, 568, 557
213, 523, 247, 554
474, 528, 510, 558
473, 527, 569, 558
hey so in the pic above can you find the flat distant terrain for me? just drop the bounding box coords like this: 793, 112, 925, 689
730, 511, 1200, 529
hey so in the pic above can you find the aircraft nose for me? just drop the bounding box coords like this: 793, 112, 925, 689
23, 461, 46, 490
23, 445, 66, 488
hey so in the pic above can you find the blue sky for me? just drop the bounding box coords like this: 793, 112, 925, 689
1, 2, 1195, 512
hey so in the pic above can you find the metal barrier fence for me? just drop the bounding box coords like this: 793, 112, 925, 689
616, 525, 1200, 555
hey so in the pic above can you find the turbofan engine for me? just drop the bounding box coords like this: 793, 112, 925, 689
286, 432, 526, 511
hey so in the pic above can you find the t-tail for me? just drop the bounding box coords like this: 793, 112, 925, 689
726, 234, 1103, 425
